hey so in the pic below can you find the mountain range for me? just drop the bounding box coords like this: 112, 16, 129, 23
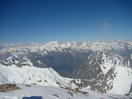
0, 41, 132, 98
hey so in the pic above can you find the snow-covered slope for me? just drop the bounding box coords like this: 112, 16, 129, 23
108, 66, 132, 95
0, 64, 71, 87
100, 52, 122, 75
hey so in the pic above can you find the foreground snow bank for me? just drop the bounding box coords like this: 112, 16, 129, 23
0, 84, 129, 99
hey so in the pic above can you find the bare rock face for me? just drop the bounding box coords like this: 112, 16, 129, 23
0, 84, 21, 92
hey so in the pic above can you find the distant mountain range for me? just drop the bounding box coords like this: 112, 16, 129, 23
0, 41, 132, 95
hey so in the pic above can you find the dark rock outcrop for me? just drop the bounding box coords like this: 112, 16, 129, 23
0, 84, 21, 92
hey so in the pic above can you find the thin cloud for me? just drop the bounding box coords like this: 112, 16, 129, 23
98, 18, 113, 40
